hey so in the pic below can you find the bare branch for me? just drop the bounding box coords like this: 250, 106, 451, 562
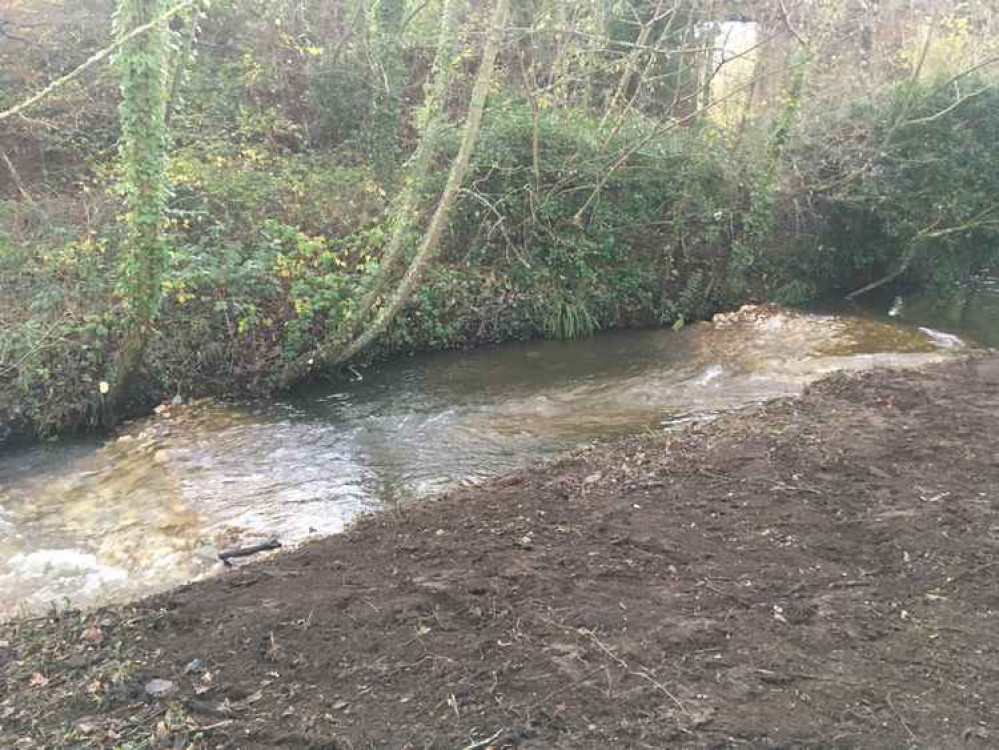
846, 204, 999, 300
0, 19, 32, 43
778, 0, 807, 48
0, 150, 32, 202
902, 82, 994, 128
0, 0, 196, 123
573, 35, 792, 226
403, 0, 431, 31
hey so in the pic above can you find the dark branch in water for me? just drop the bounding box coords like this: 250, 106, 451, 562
219, 538, 282, 566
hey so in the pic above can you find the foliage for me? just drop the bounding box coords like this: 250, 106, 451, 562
773, 74, 999, 301
725, 50, 810, 300
0, 233, 113, 436
446, 99, 737, 335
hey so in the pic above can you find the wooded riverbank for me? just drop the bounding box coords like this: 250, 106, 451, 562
4, 1, 999, 443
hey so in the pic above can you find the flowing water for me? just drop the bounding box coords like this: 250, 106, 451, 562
0, 299, 994, 618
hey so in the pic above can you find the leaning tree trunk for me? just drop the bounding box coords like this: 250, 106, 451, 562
279, 0, 510, 386
105, 0, 172, 420
345, 0, 460, 343
329, 0, 511, 367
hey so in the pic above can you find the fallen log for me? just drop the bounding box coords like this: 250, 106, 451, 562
219, 538, 281, 566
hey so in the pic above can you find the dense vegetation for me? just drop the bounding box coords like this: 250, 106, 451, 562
1, 0, 997, 441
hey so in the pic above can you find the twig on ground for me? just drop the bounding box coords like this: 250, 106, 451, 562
886, 693, 917, 742
578, 626, 689, 715
946, 559, 998, 584
198, 718, 235, 731
578, 627, 629, 669
632, 669, 688, 715
460, 727, 504, 750
701, 579, 752, 607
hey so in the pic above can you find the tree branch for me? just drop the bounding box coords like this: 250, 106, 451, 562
573, 37, 791, 226
0, 150, 32, 202
845, 204, 999, 300
777, 0, 807, 48
0, 19, 32, 43
402, 0, 431, 31
901, 82, 994, 128
0, 0, 196, 123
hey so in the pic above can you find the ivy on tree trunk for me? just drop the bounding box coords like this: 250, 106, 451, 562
106, 0, 171, 417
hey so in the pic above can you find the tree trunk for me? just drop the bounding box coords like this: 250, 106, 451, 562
371, 0, 407, 184
332, 0, 510, 371
345, 0, 460, 341
279, 0, 509, 387
105, 0, 172, 418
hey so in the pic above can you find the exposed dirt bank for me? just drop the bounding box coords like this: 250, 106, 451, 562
2, 357, 998, 749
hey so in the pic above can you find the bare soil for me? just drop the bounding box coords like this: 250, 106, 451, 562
2, 357, 998, 750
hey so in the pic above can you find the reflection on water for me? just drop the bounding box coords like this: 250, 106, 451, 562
0, 306, 985, 617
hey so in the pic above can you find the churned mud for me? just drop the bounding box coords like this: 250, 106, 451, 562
2, 357, 997, 749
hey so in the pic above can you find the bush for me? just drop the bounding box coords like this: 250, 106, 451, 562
772, 75, 999, 302
0, 232, 113, 436
444, 98, 740, 336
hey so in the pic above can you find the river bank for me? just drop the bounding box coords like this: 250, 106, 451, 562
0, 310, 970, 615
3, 356, 998, 749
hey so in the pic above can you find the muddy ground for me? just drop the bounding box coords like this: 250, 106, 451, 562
2, 357, 998, 749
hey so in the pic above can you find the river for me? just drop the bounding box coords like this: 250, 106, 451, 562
0, 298, 994, 618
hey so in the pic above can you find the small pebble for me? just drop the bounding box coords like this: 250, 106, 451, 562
76, 718, 100, 735
144, 678, 175, 698
184, 658, 205, 675
80, 625, 102, 643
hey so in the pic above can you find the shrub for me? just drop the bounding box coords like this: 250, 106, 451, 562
772, 74, 999, 302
